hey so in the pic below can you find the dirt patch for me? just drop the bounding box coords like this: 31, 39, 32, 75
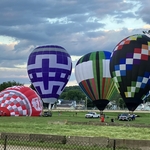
67, 121, 150, 128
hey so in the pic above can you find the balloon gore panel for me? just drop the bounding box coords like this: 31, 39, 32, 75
75, 51, 118, 111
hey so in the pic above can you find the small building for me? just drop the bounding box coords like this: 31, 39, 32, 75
56, 100, 76, 109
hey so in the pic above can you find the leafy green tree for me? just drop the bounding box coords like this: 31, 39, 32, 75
145, 96, 150, 102
59, 92, 67, 100
65, 90, 85, 102
87, 98, 95, 107
0, 81, 24, 92
30, 83, 36, 91
118, 98, 126, 109
59, 86, 86, 101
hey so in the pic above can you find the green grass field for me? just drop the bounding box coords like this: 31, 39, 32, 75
0, 110, 150, 140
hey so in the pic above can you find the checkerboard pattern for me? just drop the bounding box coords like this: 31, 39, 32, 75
0, 91, 31, 116
110, 34, 150, 98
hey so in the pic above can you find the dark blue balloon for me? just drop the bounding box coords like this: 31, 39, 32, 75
27, 45, 72, 104
110, 34, 150, 111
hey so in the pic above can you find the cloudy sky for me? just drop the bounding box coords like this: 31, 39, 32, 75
0, 0, 150, 87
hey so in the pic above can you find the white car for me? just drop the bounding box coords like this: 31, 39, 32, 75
85, 112, 100, 118
118, 113, 132, 121
118, 113, 138, 121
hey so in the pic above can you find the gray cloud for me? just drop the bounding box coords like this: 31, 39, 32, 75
0, 0, 149, 85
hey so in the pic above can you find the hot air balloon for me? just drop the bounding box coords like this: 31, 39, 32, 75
0, 86, 43, 116
142, 90, 150, 102
75, 51, 118, 114
27, 45, 72, 109
110, 34, 150, 112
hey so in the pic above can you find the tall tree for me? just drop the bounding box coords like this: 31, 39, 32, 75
59, 86, 86, 101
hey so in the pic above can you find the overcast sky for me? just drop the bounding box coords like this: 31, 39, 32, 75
0, 0, 150, 87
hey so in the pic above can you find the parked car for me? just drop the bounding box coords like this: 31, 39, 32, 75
118, 113, 133, 121
85, 112, 100, 118
42, 111, 52, 117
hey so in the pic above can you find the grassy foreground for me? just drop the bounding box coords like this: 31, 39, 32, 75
0, 111, 150, 140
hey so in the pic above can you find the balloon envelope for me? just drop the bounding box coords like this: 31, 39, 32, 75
0, 86, 43, 116
142, 90, 150, 101
110, 34, 150, 111
75, 51, 118, 111
27, 45, 72, 104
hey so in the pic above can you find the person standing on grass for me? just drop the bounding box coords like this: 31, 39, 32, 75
111, 118, 114, 123
101, 114, 105, 122
132, 114, 135, 120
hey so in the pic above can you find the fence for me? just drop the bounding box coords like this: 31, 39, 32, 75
0, 133, 149, 150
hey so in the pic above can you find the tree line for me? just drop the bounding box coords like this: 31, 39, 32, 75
0, 81, 149, 109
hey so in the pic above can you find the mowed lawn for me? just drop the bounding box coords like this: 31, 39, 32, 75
0, 110, 150, 140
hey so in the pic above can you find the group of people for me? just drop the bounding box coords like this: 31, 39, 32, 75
100, 114, 114, 123
100, 114, 113, 123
